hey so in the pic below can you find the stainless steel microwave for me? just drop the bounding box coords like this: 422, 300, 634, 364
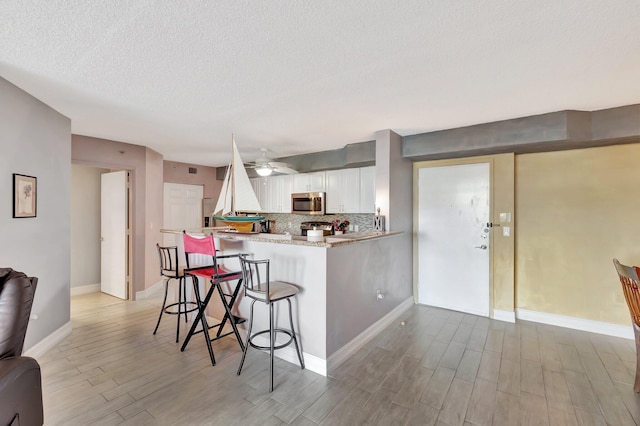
291, 192, 325, 215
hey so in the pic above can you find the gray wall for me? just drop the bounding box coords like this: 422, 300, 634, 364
0, 77, 71, 351
71, 165, 107, 288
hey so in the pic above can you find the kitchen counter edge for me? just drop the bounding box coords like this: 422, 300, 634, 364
159, 228, 403, 247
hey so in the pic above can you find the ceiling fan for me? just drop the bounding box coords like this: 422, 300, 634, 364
245, 148, 298, 176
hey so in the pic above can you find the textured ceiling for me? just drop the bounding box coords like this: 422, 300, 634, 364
1, 1, 639, 167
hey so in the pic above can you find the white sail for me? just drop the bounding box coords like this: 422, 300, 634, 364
231, 139, 262, 212
214, 138, 262, 216
213, 162, 232, 216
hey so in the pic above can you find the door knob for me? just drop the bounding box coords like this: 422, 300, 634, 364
474, 245, 487, 250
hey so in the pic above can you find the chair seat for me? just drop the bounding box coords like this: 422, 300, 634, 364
161, 265, 186, 278
187, 265, 242, 281
246, 281, 299, 302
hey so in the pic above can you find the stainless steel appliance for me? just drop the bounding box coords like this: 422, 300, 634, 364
291, 192, 325, 215
257, 219, 274, 233
300, 221, 333, 236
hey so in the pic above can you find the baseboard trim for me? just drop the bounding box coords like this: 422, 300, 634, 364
24, 321, 72, 360
250, 334, 326, 376
136, 280, 164, 300
327, 297, 415, 374
493, 309, 516, 323
204, 315, 327, 376
70, 283, 100, 296
516, 308, 633, 340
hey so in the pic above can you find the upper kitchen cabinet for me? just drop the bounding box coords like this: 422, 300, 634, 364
266, 174, 293, 213
292, 171, 325, 193
359, 166, 376, 214
326, 168, 360, 213
250, 177, 269, 212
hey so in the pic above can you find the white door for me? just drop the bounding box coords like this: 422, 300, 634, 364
163, 183, 204, 247
101, 170, 127, 299
418, 163, 490, 316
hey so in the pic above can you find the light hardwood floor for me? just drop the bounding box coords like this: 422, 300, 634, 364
40, 292, 640, 425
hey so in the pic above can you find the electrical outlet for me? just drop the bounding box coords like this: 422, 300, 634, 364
354, 224, 359, 232
615, 293, 625, 304
349, 224, 353, 231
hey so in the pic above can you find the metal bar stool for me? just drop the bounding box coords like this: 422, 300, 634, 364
153, 244, 198, 343
237, 255, 305, 392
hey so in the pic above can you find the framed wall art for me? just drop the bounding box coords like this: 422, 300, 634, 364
13, 173, 37, 218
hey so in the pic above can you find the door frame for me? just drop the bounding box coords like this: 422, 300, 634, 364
413, 155, 497, 317
72, 161, 134, 301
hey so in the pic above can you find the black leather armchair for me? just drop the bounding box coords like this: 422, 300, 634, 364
0, 268, 43, 426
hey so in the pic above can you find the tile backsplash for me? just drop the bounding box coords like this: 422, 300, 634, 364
261, 213, 375, 235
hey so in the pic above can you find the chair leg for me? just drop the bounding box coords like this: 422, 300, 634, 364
181, 277, 189, 323
217, 278, 244, 338
634, 324, 640, 392
181, 275, 217, 366
237, 299, 256, 376
216, 282, 245, 352
175, 276, 183, 343
270, 302, 275, 392
287, 298, 305, 369
153, 279, 170, 335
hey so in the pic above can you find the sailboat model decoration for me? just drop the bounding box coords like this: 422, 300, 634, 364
213, 137, 265, 232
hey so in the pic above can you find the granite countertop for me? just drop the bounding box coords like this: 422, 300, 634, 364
160, 228, 403, 247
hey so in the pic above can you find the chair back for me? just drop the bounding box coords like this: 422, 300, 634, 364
0, 268, 38, 358
182, 232, 217, 269
157, 244, 180, 278
239, 255, 271, 303
613, 258, 640, 327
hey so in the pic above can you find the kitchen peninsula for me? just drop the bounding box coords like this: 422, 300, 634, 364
160, 228, 413, 376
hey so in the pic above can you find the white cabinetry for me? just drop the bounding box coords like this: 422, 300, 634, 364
267, 175, 293, 213
292, 171, 325, 193
326, 169, 360, 213
359, 166, 376, 213
251, 175, 292, 213
250, 177, 269, 212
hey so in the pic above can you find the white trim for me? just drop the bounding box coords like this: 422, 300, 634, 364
202, 297, 414, 377
23, 321, 72, 360
327, 297, 414, 373
136, 279, 164, 300
70, 283, 100, 296
493, 309, 516, 323
516, 308, 633, 340
250, 334, 326, 376
202, 314, 327, 376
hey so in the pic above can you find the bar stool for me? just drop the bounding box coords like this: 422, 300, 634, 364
237, 255, 305, 392
153, 244, 198, 343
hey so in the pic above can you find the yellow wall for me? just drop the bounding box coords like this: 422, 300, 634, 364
515, 143, 640, 325
413, 153, 515, 314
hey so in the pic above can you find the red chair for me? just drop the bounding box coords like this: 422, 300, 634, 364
180, 232, 246, 365
613, 258, 640, 392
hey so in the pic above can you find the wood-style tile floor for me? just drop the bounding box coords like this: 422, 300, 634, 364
40, 292, 640, 425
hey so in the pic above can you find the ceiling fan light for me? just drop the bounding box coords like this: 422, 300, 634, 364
256, 166, 272, 177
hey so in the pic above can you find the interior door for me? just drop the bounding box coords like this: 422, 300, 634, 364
163, 183, 204, 247
101, 170, 127, 299
418, 162, 490, 316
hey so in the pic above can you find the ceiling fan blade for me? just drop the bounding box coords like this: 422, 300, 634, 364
270, 162, 298, 174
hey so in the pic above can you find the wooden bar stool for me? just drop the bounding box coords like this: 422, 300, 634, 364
153, 244, 198, 343
613, 258, 640, 392
237, 255, 305, 392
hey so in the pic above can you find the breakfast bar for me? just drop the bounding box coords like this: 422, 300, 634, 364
160, 228, 412, 376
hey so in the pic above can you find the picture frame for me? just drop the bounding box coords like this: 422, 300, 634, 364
13, 173, 37, 218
